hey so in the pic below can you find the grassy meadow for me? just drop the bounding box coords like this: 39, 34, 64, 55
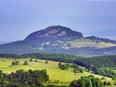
0, 58, 114, 86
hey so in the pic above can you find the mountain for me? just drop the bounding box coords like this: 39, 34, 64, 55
25, 25, 83, 42
0, 25, 116, 56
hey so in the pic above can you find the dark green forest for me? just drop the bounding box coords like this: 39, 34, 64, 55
0, 70, 49, 87
70, 75, 104, 87
74, 56, 116, 78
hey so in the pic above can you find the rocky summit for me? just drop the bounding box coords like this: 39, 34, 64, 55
25, 25, 83, 42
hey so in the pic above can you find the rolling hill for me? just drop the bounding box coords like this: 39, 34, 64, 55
0, 58, 112, 86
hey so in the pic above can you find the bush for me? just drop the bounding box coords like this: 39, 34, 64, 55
11, 61, 19, 65
35, 59, 38, 62
23, 60, 29, 65
29, 58, 33, 62
45, 61, 48, 64
73, 68, 81, 73
103, 81, 107, 85
58, 63, 70, 70
107, 82, 111, 85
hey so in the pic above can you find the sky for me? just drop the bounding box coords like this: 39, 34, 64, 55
0, 0, 116, 42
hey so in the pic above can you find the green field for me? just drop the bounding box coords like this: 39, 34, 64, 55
0, 58, 113, 86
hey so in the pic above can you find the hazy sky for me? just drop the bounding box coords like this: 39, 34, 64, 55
0, 0, 116, 42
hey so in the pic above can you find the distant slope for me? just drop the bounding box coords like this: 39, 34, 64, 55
85, 36, 116, 44
0, 25, 116, 56
64, 39, 116, 48
74, 55, 116, 69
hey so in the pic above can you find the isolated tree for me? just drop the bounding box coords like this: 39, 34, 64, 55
58, 62, 61, 66
35, 59, 38, 62
11, 61, 19, 65
23, 61, 29, 65
73, 68, 80, 73
45, 61, 48, 64
107, 82, 111, 85
29, 58, 33, 62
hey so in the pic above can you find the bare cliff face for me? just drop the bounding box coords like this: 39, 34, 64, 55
24, 25, 83, 42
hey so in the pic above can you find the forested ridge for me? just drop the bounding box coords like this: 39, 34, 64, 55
0, 53, 82, 62
75, 56, 116, 68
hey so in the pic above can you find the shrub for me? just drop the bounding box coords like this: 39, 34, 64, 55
11, 61, 19, 65
23, 60, 29, 65
45, 61, 48, 64
35, 59, 38, 62
29, 58, 33, 62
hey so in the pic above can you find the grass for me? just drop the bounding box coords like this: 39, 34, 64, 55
65, 39, 116, 48
0, 58, 114, 86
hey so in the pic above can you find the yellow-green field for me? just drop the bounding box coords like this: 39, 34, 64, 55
65, 39, 116, 48
0, 58, 113, 86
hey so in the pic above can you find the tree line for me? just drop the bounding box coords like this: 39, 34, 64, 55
70, 75, 109, 87
0, 69, 49, 87
74, 56, 116, 78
